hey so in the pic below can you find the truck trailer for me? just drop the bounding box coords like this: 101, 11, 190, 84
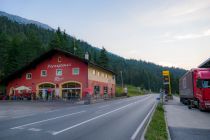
179, 68, 210, 110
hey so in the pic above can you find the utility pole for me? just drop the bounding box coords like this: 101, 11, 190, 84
120, 71, 124, 88
146, 73, 151, 93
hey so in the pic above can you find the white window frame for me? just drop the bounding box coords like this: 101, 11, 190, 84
73, 68, 80, 75
41, 70, 47, 77
56, 69, 62, 76
26, 73, 32, 80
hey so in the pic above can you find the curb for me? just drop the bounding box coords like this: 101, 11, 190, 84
163, 106, 172, 140
131, 102, 157, 140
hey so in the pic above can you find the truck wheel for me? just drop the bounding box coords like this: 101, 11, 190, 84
180, 98, 184, 103
198, 102, 205, 111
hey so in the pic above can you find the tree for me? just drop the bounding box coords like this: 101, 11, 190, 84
99, 47, 109, 68
4, 36, 20, 75
70, 38, 83, 58
49, 34, 61, 49
0, 33, 10, 78
49, 27, 68, 50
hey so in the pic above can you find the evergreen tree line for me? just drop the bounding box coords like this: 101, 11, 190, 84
0, 16, 186, 93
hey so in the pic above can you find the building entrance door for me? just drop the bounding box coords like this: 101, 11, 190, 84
61, 82, 81, 100
38, 83, 55, 100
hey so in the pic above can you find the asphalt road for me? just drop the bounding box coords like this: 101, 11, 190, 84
0, 94, 157, 140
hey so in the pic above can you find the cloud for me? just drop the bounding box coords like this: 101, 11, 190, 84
175, 29, 210, 39
161, 29, 210, 43
166, 0, 210, 17
134, 0, 210, 27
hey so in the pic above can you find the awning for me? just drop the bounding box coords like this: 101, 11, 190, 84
84, 87, 93, 94
15, 86, 31, 91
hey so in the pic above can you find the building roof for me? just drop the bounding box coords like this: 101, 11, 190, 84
198, 58, 210, 68
0, 48, 115, 84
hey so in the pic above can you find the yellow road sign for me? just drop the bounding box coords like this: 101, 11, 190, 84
162, 70, 169, 76
162, 70, 172, 96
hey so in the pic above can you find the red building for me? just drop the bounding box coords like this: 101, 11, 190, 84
1, 49, 116, 100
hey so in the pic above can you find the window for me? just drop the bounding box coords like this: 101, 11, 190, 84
73, 68, 79, 75
97, 71, 100, 76
112, 75, 115, 80
26, 73, 32, 79
94, 86, 100, 94
105, 74, 108, 78
41, 70, 47, 77
92, 69, 96, 75
104, 86, 108, 94
202, 80, 210, 88
56, 69, 62, 76
58, 56, 62, 62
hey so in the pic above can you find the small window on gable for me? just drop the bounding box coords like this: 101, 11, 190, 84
41, 70, 47, 77
73, 68, 80, 75
56, 69, 62, 76
58, 56, 62, 62
26, 73, 32, 80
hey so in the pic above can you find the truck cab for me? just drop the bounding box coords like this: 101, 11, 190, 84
194, 69, 210, 110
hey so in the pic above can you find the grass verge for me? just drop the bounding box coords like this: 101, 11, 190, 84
115, 85, 145, 97
145, 103, 168, 140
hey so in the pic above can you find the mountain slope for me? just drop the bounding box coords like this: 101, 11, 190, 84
0, 14, 186, 92
0, 11, 53, 30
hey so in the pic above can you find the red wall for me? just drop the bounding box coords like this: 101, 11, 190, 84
6, 52, 88, 97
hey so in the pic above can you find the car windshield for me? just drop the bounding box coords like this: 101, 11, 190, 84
202, 79, 210, 88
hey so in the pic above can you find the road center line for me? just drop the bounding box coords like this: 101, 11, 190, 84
52, 96, 151, 135
28, 128, 42, 132
114, 95, 150, 105
11, 111, 86, 130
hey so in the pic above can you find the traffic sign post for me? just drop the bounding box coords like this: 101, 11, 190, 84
162, 70, 172, 100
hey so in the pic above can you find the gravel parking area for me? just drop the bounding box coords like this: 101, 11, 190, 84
164, 96, 210, 140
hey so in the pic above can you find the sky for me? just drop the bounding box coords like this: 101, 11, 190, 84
1, 0, 210, 70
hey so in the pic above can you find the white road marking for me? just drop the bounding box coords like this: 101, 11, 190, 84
114, 95, 149, 105
97, 105, 110, 109
52, 96, 152, 135
28, 128, 42, 132
11, 111, 86, 130
130, 102, 157, 140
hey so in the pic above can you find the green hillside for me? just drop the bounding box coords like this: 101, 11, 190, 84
0, 16, 186, 93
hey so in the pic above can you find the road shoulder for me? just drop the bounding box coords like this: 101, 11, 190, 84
164, 96, 210, 140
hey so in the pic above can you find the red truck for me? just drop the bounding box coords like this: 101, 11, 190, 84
179, 68, 210, 111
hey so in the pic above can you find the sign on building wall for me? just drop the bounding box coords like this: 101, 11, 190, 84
47, 64, 71, 69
